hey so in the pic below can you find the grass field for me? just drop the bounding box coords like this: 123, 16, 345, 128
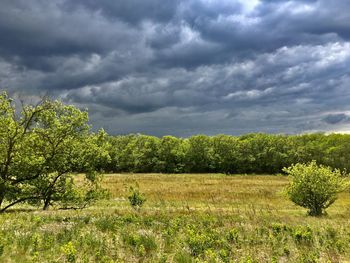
1, 173, 350, 262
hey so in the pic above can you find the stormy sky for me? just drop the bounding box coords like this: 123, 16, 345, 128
1, 0, 350, 136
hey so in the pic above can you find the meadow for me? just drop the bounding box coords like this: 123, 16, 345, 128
1, 173, 350, 262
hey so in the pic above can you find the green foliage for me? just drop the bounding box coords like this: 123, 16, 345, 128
57, 172, 109, 210
284, 161, 348, 216
185, 135, 214, 173
1, 192, 350, 262
185, 224, 230, 260
129, 135, 160, 172
157, 136, 187, 173
3, 91, 350, 179
128, 186, 146, 210
174, 251, 193, 263
95, 216, 120, 232
0, 242, 4, 257
227, 228, 240, 243
186, 229, 214, 257
0, 92, 107, 212
61, 241, 77, 263
94, 131, 350, 174
123, 232, 157, 257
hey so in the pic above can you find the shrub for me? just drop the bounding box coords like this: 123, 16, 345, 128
61, 241, 77, 263
186, 230, 214, 257
128, 186, 146, 210
227, 228, 239, 243
291, 226, 313, 245
283, 161, 347, 216
185, 226, 230, 258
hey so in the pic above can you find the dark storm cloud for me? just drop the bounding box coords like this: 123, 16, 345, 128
323, 114, 350, 125
65, 0, 181, 25
178, 0, 348, 59
1, 0, 350, 135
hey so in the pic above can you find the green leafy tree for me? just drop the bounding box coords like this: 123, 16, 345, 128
72, 124, 350, 175
157, 136, 186, 173
89, 129, 112, 173
109, 134, 137, 172
212, 135, 239, 174
185, 135, 214, 173
129, 135, 160, 173
28, 100, 108, 210
0, 92, 106, 212
284, 161, 348, 216
0, 92, 52, 211
322, 134, 350, 171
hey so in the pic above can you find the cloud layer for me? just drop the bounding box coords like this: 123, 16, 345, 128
1, 0, 350, 136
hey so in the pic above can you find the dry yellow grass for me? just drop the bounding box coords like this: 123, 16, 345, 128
2, 173, 350, 262
101, 173, 350, 219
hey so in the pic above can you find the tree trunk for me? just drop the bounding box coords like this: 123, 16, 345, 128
0, 195, 3, 209
309, 205, 322, 216
43, 194, 52, 210
43, 197, 51, 210
0, 183, 5, 209
0, 197, 31, 213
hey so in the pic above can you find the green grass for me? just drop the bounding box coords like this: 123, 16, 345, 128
1, 173, 350, 262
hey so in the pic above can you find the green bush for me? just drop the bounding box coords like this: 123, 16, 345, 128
291, 226, 313, 245
283, 161, 347, 216
185, 226, 230, 259
128, 186, 146, 210
61, 241, 77, 263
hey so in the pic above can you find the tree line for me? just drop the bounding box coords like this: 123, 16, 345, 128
1, 91, 350, 212
99, 133, 350, 174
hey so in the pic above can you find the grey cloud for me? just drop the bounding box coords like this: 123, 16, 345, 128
174, 0, 349, 66
0, 1, 144, 69
63, 43, 350, 122
323, 114, 350, 125
65, 0, 181, 25
1, 0, 350, 136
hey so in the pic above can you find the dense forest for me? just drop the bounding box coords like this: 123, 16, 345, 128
99, 133, 350, 174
